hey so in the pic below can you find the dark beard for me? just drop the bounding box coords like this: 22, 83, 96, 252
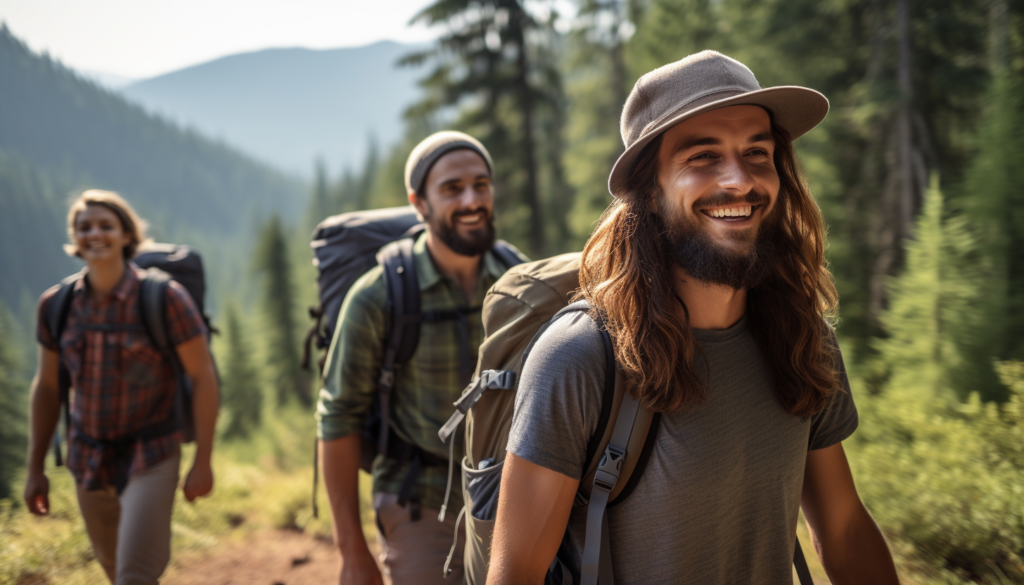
426, 204, 496, 257
661, 190, 779, 290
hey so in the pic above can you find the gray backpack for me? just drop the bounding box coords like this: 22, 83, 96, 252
438, 253, 815, 584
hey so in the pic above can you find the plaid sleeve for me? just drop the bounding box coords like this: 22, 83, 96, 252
317, 266, 388, 441
35, 285, 61, 351
164, 281, 207, 347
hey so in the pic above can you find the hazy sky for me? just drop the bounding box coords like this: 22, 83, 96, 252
0, 0, 441, 79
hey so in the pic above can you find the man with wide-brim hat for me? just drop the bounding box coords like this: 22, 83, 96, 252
490, 51, 900, 584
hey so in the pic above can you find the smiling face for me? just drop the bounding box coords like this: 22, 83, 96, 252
656, 105, 781, 288
73, 204, 132, 264
413, 148, 496, 257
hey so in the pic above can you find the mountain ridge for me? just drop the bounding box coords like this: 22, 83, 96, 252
122, 41, 425, 177
0, 25, 305, 306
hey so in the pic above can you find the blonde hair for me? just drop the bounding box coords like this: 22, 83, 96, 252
64, 190, 150, 260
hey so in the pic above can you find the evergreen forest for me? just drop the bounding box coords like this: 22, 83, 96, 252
3, 1, 1024, 583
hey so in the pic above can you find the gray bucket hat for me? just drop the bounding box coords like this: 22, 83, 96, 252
608, 50, 829, 196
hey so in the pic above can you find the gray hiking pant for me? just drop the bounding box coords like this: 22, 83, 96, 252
76, 452, 180, 585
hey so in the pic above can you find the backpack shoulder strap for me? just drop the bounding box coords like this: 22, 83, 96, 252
375, 236, 420, 455
45, 272, 81, 468
138, 267, 197, 442
45, 272, 82, 349
491, 240, 525, 269
532, 300, 656, 500
581, 389, 641, 585
138, 268, 174, 357
537, 300, 658, 585
378, 237, 421, 369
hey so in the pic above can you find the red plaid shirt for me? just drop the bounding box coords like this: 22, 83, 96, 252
37, 264, 206, 491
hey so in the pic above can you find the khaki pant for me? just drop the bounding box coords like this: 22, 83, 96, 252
374, 492, 465, 585
76, 452, 181, 585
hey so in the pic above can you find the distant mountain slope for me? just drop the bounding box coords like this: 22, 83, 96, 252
121, 42, 424, 177
0, 25, 306, 306
0, 151, 78, 306
78, 69, 137, 90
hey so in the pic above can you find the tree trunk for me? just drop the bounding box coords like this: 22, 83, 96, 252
511, 5, 545, 256
609, 37, 627, 164
897, 0, 915, 242
990, 0, 1008, 72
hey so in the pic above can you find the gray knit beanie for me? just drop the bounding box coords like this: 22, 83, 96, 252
404, 131, 494, 195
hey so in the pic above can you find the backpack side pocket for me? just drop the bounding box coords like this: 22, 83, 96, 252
462, 456, 504, 585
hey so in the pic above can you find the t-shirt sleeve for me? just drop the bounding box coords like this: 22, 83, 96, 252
808, 336, 859, 451
35, 285, 62, 351
165, 281, 207, 347
507, 312, 608, 480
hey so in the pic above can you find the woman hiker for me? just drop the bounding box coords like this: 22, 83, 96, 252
23, 190, 219, 585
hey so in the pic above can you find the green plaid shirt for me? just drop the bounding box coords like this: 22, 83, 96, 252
317, 233, 524, 511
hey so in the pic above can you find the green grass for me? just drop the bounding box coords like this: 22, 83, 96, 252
0, 405, 375, 585
7, 371, 1024, 585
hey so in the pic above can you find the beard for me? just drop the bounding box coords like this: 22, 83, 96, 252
661, 189, 780, 290
424, 203, 496, 257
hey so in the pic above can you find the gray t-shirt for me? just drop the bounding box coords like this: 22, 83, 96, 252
507, 312, 858, 584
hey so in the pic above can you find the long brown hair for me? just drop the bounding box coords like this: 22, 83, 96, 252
577, 123, 840, 416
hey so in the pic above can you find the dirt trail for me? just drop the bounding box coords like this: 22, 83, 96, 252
163, 530, 382, 585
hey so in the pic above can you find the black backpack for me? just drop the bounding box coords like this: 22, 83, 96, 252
44, 244, 212, 467
304, 206, 525, 518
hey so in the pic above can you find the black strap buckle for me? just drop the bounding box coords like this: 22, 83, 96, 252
484, 369, 517, 391
593, 444, 625, 492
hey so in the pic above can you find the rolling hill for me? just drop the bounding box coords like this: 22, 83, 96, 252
0, 25, 306, 307
121, 42, 424, 177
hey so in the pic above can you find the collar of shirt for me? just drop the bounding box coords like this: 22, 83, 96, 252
412, 232, 506, 295
72, 262, 142, 302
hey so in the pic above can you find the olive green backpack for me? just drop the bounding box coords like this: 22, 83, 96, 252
437, 253, 815, 585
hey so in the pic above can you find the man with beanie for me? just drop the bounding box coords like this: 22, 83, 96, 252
318, 131, 527, 585
490, 52, 900, 583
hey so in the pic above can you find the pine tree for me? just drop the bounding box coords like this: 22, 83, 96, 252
958, 8, 1024, 389
402, 0, 565, 255
564, 0, 637, 246
713, 0, 989, 359
306, 158, 332, 232
626, 0, 725, 76
332, 140, 383, 212
254, 215, 309, 407
0, 300, 27, 500
220, 301, 263, 439
358, 138, 381, 209
874, 176, 988, 401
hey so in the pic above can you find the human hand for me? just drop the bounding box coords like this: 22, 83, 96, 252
338, 546, 384, 585
23, 471, 50, 515
183, 460, 214, 502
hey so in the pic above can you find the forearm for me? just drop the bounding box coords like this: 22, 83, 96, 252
320, 433, 372, 555
190, 370, 218, 465
813, 505, 899, 585
27, 378, 60, 474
